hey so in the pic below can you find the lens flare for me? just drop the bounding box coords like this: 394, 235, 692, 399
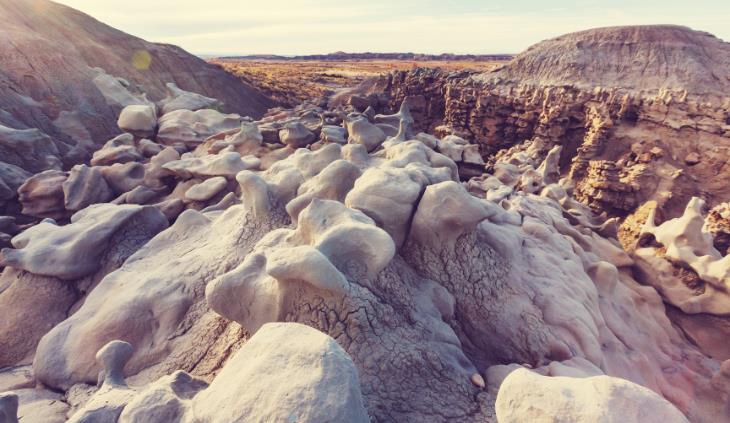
131, 50, 152, 70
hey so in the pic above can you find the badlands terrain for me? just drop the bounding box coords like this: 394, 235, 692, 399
1, 1, 730, 423
212, 56, 505, 108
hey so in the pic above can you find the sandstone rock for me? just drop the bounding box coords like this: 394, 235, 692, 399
91, 133, 143, 166
157, 109, 243, 147
0, 163, 31, 206
0, 0, 274, 172
138, 139, 164, 158
163, 151, 260, 179
0, 204, 168, 280
62, 164, 114, 211
636, 197, 730, 314
685, 152, 701, 165
0, 393, 18, 423
321, 125, 347, 144
66, 341, 137, 423
279, 121, 316, 148
118, 371, 207, 423
0, 124, 61, 174
118, 105, 157, 138
101, 162, 147, 194
495, 368, 689, 423
17, 170, 68, 219
11, 388, 67, 423
346, 116, 386, 152
184, 177, 227, 202
191, 323, 369, 423
159, 83, 222, 115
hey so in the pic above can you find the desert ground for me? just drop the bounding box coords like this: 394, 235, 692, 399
212, 59, 505, 106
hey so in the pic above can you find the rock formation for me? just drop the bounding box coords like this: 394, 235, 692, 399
2, 16, 730, 423
0, 84, 727, 422
0, 0, 276, 218
373, 25, 730, 220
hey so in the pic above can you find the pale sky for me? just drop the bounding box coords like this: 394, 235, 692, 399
53, 0, 730, 56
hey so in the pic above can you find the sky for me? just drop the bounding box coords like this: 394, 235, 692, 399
53, 0, 730, 56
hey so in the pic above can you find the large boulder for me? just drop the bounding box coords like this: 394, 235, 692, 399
495, 368, 689, 423
191, 323, 370, 423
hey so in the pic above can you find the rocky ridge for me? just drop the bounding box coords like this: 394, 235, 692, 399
0, 0, 275, 202
366, 25, 730, 221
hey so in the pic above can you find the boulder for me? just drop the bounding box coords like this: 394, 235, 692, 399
91, 134, 143, 166
346, 116, 386, 152
62, 164, 115, 211
159, 83, 222, 115
0, 203, 168, 280
17, 170, 68, 219
495, 368, 689, 423
118, 104, 157, 138
184, 177, 227, 202
157, 109, 242, 147
0, 124, 61, 173
279, 122, 316, 148
191, 323, 370, 423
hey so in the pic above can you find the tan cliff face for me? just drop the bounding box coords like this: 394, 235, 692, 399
379, 26, 730, 221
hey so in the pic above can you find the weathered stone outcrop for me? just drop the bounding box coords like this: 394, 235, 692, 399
377, 26, 730, 219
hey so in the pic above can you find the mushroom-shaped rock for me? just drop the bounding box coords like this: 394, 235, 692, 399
191, 323, 370, 423
207, 199, 395, 331
17, 170, 68, 219
266, 245, 350, 294
66, 341, 137, 423
0, 204, 168, 280
346, 116, 386, 152
0, 393, 18, 423
96, 340, 134, 387
118, 104, 157, 138
279, 122, 316, 148
495, 368, 689, 423
184, 176, 227, 202
62, 164, 114, 211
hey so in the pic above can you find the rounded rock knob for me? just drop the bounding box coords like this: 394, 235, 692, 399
95, 340, 133, 387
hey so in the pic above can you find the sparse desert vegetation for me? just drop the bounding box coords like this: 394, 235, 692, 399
211, 59, 505, 106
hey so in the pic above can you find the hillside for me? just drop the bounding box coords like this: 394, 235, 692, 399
0, 0, 276, 162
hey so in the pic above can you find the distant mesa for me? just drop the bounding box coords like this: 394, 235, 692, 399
482, 25, 730, 96
216, 52, 514, 62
